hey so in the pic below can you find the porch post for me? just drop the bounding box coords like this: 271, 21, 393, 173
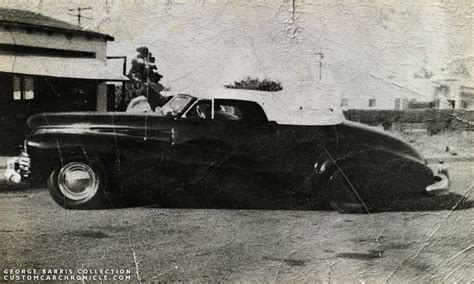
96, 82, 107, 111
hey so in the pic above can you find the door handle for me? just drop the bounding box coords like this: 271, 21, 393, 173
171, 127, 177, 145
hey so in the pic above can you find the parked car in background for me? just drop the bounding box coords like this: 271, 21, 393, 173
6, 89, 450, 212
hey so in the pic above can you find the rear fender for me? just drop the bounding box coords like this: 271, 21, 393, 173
25, 133, 125, 179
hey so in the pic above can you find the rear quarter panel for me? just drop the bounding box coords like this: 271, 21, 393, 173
25, 131, 170, 183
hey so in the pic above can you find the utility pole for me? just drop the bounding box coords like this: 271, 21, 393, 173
67, 6, 93, 27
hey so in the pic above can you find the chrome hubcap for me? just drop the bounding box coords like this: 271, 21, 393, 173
58, 162, 98, 201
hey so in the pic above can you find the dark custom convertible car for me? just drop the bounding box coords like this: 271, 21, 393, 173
6, 89, 449, 212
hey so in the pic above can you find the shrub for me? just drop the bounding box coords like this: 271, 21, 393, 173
344, 109, 474, 133
224, 77, 283, 92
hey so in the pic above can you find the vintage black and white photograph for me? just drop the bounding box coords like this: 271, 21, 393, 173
0, 0, 473, 282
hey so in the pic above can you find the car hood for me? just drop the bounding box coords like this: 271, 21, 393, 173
334, 120, 425, 163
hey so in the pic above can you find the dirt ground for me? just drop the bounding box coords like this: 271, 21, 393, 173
0, 161, 473, 282
393, 130, 474, 158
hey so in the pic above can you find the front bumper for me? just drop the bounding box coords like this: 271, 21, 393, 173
4, 152, 31, 184
426, 168, 450, 195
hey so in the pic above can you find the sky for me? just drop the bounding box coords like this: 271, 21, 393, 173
1, 0, 472, 106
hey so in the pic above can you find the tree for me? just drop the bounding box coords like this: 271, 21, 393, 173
127, 47, 168, 110
413, 67, 434, 79
128, 47, 163, 83
224, 77, 283, 92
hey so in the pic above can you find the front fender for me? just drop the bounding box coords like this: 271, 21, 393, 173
313, 147, 434, 194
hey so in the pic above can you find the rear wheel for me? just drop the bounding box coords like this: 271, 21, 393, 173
47, 159, 108, 209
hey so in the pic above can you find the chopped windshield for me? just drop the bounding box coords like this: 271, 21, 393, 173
156, 94, 194, 117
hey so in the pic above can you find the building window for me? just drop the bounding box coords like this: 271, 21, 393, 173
13, 76, 34, 100
460, 100, 469, 109
368, 99, 376, 107
447, 99, 455, 109
340, 98, 348, 107
394, 98, 401, 110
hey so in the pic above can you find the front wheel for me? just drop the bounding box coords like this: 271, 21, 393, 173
327, 164, 407, 213
327, 169, 367, 213
47, 160, 108, 209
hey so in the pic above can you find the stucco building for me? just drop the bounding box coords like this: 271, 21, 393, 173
432, 79, 474, 110
338, 73, 431, 110
0, 8, 126, 153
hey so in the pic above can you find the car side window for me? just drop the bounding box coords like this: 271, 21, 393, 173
186, 100, 212, 119
214, 100, 268, 124
214, 103, 242, 121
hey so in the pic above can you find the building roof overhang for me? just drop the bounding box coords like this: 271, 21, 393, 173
433, 78, 474, 89
0, 21, 114, 41
0, 8, 114, 41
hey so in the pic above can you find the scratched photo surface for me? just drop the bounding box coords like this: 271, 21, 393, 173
0, 0, 473, 282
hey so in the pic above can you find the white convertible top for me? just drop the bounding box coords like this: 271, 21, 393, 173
189, 88, 345, 126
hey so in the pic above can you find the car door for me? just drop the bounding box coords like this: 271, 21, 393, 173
201, 99, 281, 206
162, 98, 280, 206
209, 99, 279, 174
